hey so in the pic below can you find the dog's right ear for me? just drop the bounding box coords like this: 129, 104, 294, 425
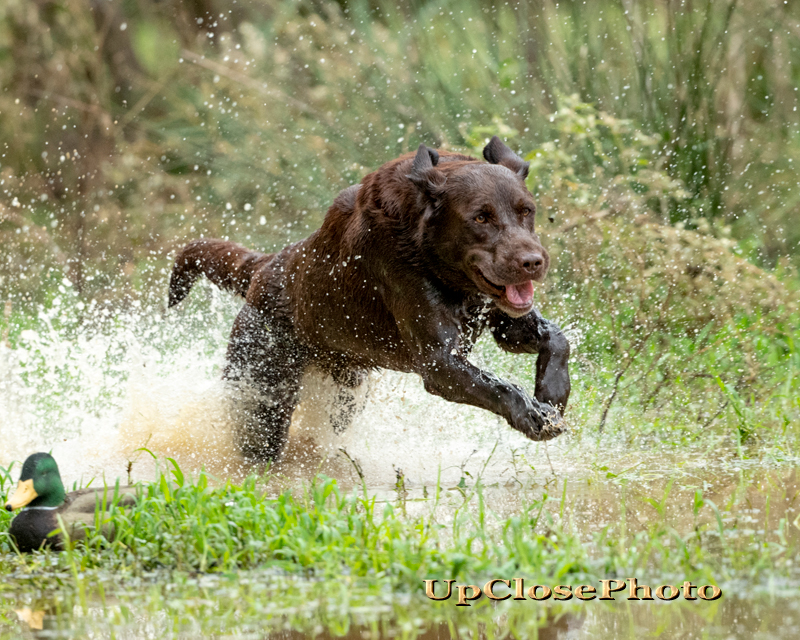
407, 144, 446, 196
483, 136, 530, 179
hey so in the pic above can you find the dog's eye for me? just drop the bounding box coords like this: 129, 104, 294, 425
522, 206, 533, 217
475, 213, 489, 223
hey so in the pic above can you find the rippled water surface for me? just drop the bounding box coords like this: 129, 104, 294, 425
4, 574, 800, 639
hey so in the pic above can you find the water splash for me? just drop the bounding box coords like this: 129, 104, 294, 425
0, 283, 574, 489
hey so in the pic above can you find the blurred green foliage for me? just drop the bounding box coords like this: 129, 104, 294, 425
472, 97, 798, 443
1, 0, 799, 307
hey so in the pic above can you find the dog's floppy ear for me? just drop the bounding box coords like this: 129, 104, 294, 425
407, 144, 446, 196
483, 136, 530, 180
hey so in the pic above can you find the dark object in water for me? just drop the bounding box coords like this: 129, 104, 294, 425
169, 137, 571, 463
4, 452, 137, 552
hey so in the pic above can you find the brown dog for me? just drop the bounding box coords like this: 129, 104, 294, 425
169, 137, 571, 462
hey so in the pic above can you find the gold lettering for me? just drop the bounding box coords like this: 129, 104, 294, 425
553, 585, 573, 601
598, 579, 626, 600
484, 579, 511, 601
628, 578, 654, 600
575, 585, 596, 600
456, 584, 483, 607
656, 585, 679, 601
424, 579, 455, 601
698, 585, 722, 601
527, 585, 552, 601
513, 577, 526, 600
682, 581, 697, 600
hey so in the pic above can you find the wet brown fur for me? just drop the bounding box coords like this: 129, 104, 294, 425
169, 138, 571, 462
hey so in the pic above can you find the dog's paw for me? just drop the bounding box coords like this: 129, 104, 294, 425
521, 402, 567, 441
538, 405, 568, 440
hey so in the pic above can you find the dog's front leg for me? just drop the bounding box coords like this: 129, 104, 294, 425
419, 350, 564, 441
488, 309, 571, 412
401, 319, 565, 441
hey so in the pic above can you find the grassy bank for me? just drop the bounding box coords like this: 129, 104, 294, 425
3, 451, 800, 636
1, 456, 798, 588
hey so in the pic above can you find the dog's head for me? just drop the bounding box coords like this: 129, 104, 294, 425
408, 137, 549, 318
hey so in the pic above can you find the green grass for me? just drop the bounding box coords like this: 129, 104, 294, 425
1, 457, 798, 588
3, 450, 800, 636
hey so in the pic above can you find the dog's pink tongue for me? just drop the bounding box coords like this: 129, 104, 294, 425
505, 280, 534, 307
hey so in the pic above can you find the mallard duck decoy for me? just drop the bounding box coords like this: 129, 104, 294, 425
3, 452, 137, 552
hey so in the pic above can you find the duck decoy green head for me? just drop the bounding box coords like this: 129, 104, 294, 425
5, 453, 67, 511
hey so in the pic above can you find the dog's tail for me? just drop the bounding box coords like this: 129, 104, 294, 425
168, 239, 271, 307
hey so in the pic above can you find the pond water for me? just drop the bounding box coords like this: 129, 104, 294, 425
1, 295, 798, 638
3, 568, 800, 639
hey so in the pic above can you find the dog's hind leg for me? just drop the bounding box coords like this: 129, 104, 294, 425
329, 367, 368, 435
224, 304, 308, 463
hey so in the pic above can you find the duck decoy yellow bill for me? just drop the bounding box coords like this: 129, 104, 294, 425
5, 479, 38, 511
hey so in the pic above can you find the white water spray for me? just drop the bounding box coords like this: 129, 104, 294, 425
0, 284, 574, 490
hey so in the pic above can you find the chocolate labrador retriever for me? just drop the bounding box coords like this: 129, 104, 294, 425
169, 137, 570, 462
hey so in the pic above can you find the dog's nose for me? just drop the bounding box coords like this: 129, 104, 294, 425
520, 252, 545, 273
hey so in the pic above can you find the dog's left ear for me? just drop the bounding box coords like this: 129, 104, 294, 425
483, 136, 530, 180
407, 144, 447, 196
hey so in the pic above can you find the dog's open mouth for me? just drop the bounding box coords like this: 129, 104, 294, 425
475, 269, 535, 311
